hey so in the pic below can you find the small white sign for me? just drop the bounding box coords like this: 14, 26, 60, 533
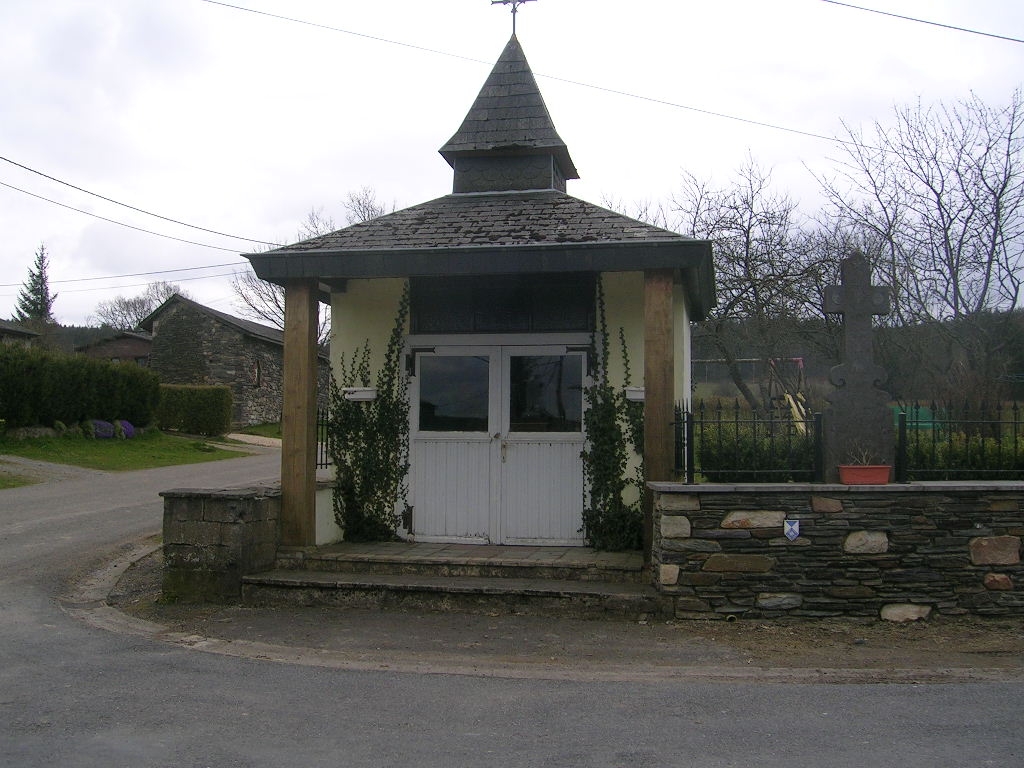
784, 520, 800, 541
624, 386, 645, 402
341, 387, 377, 402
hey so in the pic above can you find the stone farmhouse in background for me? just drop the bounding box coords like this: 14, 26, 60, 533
0, 319, 40, 347
139, 294, 329, 427
76, 330, 153, 367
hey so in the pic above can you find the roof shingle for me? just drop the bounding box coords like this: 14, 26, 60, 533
271, 190, 692, 254
439, 35, 578, 180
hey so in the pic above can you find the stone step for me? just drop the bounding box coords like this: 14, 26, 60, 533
274, 545, 646, 584
241, 570, 670, 621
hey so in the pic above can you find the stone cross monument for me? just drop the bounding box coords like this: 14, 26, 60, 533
822, 251, 893, 481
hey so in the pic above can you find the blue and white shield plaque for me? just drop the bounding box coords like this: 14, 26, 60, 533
784, 520, 800, 541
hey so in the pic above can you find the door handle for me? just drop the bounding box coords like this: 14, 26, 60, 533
493, 432, 501, 440
501, 440, 507, 463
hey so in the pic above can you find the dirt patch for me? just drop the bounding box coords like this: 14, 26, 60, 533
108, 547, 1024, 677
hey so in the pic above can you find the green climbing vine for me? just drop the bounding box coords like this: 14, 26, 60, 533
328, 282, 411, 541
581, 277, 644, 551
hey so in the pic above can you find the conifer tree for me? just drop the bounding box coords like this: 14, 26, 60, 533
14, 243, 58, 329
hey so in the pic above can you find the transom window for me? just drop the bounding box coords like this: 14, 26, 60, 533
410, 274, 595, 335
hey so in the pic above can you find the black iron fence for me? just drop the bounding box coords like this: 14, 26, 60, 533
675, 400, 823, 484
316, 406, 332, 469
896, 400, 1023, 481
676, 399, 1024, 483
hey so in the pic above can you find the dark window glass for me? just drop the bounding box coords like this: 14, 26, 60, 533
509, 355, 583, 432
418, 355, 490, 432
410, 275, 594, 334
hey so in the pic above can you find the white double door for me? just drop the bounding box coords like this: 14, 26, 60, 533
409, 342, 587, 545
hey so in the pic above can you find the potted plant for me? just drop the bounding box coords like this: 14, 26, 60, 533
838, 444, 892, 484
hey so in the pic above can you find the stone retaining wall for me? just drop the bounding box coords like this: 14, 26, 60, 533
162, 485, 280, 601
650, 482, 1023, 620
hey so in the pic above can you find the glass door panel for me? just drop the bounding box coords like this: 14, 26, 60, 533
508, 355, 583, 432
417, 354, 490, 432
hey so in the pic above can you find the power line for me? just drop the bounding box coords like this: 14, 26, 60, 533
536, 72, 856, 147
0, 180, 246, 253
819, 0, 1024, 45
203, 1, 1024, 150
0, 269, 244, 298
201, 1, 493, 66
50, 269, 243, 295
202, 0, 856, 148
0, 261, 249, 288
0, 156, 280, 246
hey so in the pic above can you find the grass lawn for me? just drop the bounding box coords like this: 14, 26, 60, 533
0, 430, 253, 472
240, 422, 282, 439
242, 422, 328, 441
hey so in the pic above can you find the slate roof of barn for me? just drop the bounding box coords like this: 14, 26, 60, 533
138, 295, 330, 359
0, 319, 39, 338
74, 329, 152, 353
139, 294, 285, 346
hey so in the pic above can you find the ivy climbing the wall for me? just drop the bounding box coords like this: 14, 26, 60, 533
581, 278, 644, 551
328, 283, 411, 541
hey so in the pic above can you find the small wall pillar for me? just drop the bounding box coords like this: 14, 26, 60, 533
161, 486, 280, 601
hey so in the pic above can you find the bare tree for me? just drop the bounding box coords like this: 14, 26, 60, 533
91, 281, 187, 329
817, 89, 1024, 397
342, 186, 394, 226
233, 189, 393, 344
671, 158, 820, 409
598, 194, 671, 228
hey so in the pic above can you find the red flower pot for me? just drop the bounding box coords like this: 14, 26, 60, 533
838, 465, 891, 484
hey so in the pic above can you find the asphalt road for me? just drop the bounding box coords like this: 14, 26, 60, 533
2, 448, 1023, 767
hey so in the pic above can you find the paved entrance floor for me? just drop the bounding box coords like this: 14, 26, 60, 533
288, 541, 642, 570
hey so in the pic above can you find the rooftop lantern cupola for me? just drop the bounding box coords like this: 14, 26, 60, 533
439, 34, 580, 194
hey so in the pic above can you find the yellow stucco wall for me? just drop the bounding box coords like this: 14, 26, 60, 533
329, 278, 408, 378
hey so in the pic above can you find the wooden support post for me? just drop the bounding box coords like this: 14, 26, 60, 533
280, 280, 318, 546
643, 269, 675, 565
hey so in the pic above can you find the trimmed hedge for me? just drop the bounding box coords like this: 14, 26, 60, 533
0, 345, 160, 429
156, 384, 232, 437
696, 423, 816, 483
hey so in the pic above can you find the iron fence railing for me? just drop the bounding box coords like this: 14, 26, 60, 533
676, 399, 1023, 483
316, 406, 332, 469
895, 400, 1023, 481
675, 400, 823, 484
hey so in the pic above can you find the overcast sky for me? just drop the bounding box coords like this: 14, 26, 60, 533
1, 0, 1022, 326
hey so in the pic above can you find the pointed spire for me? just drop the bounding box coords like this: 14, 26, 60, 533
440, 35, 579, 192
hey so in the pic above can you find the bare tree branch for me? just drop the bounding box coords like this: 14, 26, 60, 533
233, 187, 393, 345
91, 281, 188, 329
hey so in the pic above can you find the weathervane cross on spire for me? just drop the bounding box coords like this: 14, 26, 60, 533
491, 0, 536, 35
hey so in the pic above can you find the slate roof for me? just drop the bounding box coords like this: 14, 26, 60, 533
274, 190, 690, 252
139, 294, 285, 346
0, 319, 39, 337
439, 35, 578, 180
75, 329, 152, 353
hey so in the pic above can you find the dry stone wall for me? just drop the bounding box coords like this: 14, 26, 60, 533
650, 482, 1023, 620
